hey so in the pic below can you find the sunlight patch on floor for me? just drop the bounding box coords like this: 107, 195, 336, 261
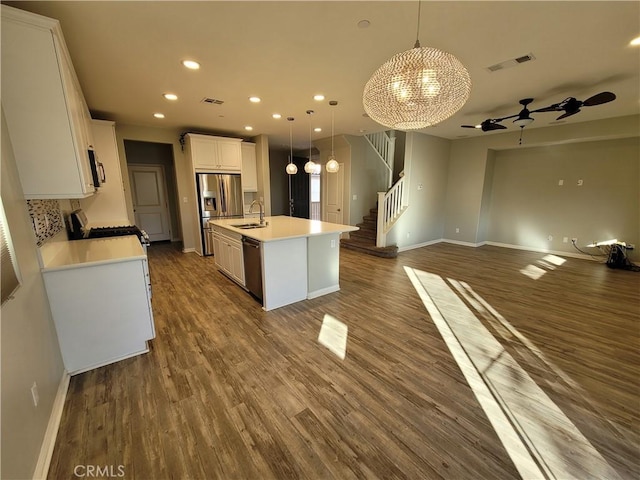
520, 253, 567, 280
404, 266, 622, 480
318, 314, 348, 360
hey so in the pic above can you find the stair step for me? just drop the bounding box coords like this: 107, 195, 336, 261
350, 230, 376, 242
340, 239, 398, 258
356, 222, 376, 232
363, 214, 377, 223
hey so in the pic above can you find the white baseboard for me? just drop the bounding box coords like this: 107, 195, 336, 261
441, 238, 486, 248
398, 238, 443, 252
33, 370, 70, 480
307, 284, 340, 299
484, 241, 595, 260
182, 247, 196, 253
400, 238, 595, 261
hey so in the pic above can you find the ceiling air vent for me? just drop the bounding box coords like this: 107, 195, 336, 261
201, 97, 224, 105
487, 53, 536, 73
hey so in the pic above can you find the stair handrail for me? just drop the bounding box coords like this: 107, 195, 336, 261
376, 175, 406, 247
365, 131, 396, 188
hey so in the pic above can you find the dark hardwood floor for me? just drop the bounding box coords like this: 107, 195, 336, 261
47, 242, 639, 479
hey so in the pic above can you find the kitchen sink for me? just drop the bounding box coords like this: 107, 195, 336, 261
231, 223, 267, 229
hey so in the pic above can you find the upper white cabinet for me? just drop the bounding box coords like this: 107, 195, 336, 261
187, 133, 242, 171
79, 120, 130, 225
241, 142, 258, 192
1, 6, 96, 199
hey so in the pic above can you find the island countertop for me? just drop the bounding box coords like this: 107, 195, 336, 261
209, 215, 358, 242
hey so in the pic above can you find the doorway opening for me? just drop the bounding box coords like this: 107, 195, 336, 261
123, 140, 180, 242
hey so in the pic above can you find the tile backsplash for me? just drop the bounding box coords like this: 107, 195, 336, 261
26, 199, 66, 246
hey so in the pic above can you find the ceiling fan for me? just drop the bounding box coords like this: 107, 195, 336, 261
462, 92, 616, 135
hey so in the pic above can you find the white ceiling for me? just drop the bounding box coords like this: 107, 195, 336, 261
4, 1, 640, 151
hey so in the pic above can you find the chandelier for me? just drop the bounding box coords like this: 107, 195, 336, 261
362, 2, 471, 130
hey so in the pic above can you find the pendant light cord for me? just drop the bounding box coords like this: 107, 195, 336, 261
414, 0, 422, 48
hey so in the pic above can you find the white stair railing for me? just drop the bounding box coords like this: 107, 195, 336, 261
365, 131, 396, 188
376, 176, 406, 247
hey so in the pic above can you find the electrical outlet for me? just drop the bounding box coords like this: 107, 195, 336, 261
563, 237, 568, 243
455, 227, 460, 234
330, 239, 336, 248
31, 382, 39, 407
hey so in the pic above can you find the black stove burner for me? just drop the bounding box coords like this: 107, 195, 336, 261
87, 225, 142, 238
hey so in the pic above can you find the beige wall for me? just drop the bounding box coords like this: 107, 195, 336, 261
387, 132, 451, 248
445, 115, 640, 245
114, 124, 197, 252
1, 109, 65, 479
488, 137, 639, 254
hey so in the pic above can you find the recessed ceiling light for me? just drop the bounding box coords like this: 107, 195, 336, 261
357, 19, 371, 28
182, 60, 200, 70
153, 113, 165, 119
272, 113, 282, 119
313, 94, 325, 101
314, 127, 322, 132
249, 96, 261, 103
631, 36, 640, 46
244, 126, 253, 131
163, 93, 178, 101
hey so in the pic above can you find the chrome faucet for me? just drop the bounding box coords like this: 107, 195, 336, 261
249, 200, 265, 225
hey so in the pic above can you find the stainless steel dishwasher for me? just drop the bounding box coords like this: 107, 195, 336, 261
242, 236, 263, 302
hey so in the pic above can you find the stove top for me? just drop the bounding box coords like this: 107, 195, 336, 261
87, 225, 142, 238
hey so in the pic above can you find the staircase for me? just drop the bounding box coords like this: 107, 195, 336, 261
341, 207, 399, 258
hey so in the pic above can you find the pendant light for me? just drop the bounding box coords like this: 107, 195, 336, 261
285, 117, 297, 175
304, 110, 317, 174
362, 1, 471, 129
326, 100, 340, 173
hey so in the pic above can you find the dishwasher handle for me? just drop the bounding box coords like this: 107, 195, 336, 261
242, 237, 261, 248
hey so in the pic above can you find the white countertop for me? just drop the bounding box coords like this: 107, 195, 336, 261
41, 235, 146, 271
209, 215, 358, 242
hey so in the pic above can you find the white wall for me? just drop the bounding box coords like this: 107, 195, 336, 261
1, 109, 65, 479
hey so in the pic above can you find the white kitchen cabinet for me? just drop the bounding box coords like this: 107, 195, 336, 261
79, 120, 130, 224
41, 236, 155, 374
1, 6, 96, 199
241, 142, 258, 192
212, 225, 245, 286
187, 133, 242, 171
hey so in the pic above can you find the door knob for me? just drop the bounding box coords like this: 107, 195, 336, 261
337, 208, 341, 212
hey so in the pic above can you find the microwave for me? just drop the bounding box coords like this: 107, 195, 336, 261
87, 148, 106, 188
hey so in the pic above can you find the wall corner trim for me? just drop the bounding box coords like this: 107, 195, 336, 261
32, 371, 70, 480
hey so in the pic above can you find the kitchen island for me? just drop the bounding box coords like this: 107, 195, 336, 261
209, 216, 358, 311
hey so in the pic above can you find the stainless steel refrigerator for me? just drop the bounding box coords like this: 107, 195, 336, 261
196, 173, 243, 255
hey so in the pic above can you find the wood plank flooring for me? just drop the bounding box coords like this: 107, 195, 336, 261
47, 242, 639, 479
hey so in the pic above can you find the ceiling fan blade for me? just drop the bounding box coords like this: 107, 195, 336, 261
483, 123, 507, 131
532, 103, 562, 113
583, 91, 616, 106
461, 125, 479, 129
557, 110, 580, 120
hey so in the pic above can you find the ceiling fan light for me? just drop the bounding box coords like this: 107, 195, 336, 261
513, 117, 534, 127
363, 46, 471, 130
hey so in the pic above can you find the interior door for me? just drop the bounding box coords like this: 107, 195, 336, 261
128, 164, 171, 242
323, 163, 344, 224
289, 156, 310, 218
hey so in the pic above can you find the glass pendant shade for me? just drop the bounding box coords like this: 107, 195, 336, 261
286, 162, 298, 175
326, 100, 340, 173
304, 160, 316, 173
326, 155, 339, 173
363, 45, 471, 130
